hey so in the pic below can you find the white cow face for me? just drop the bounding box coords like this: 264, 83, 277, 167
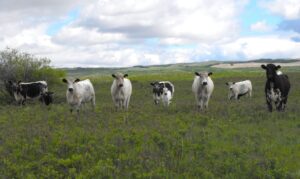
163, 87, 169, 95
225, 82, 235, 90
62, 78, 80, 93
195, 72, 213, 86
226, 82, 235, 99
112, 73, 128, 88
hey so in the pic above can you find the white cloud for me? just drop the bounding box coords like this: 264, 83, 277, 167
250, 21, 273, 32
52, 27, 129, 46
221, 35, 300, 60
262, 0, 300, 20
77, 0, 246, 43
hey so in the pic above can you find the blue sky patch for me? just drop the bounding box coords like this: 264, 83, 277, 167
240, 0, 282, 36
46, 8, 80, 36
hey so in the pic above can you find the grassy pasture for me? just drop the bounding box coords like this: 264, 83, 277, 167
0, 69, 300, 178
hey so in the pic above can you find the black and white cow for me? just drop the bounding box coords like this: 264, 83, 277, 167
261, 64, 290, 112
150, 81, 174, 105
8, 80, 52, 105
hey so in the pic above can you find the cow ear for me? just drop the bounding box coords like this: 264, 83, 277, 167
276, 65, 281, 70
195, 72, 200, 76
112, 74, 116, 78
225, 82, 229, 86
208, 72, 213, 76
261, 64, 266, 69
233, 82, 235, 84
150, 82, 154, 86
62, 78, 68, 83
8, 81, 12, 85
124, 74, 128, 78
17, 80, 22, 84
74, 78, 80, 83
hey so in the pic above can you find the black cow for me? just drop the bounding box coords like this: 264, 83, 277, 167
150, 81, 174, 104
261, 64, 291, 112
8, 80, 52, 105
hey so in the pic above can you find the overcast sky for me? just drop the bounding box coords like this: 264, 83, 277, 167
1, 0, 300, 67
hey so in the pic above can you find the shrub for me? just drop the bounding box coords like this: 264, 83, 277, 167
0, 48, 65, 103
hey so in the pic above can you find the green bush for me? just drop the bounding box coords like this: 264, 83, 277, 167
0, 48, 65, 103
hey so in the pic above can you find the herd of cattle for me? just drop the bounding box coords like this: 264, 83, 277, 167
7, 64, 291, 113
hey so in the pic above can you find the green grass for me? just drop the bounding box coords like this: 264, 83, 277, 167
0, 70, 300, 178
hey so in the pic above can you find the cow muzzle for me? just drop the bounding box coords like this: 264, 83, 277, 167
68, 88, 74, 92
118, 84, 123, 87
202, 82, 207, 86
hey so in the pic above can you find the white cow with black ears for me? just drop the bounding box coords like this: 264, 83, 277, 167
192, 72, 214, 111
111, 72, 132, 110
62, 78, 96, 113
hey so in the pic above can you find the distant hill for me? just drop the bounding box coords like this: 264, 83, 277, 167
217, 58, 300, 64
62, 59, 300, 77
211, 59, 300, 69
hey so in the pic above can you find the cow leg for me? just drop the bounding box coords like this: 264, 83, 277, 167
228, 93, 232, 100
165, 101, 168, 107
125, 96, 131, 111
75, 100, 82, 113
235, 94, 239, 100
266, 97, 272, 112
198, 98, 204, 111
204, 96, 210, 109
70, 104, 74, 113
91, 95, 96, 111
281, 97, 288, 111
275, 100, 281, 111
118, 99, 121, 110
123, 99, 127, 110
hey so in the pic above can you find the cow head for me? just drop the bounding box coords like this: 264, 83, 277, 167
112, 73, 128, 88
8, 80, 22, 94
195, 72, 213, 86
40, 92, 54, 105
261, 64, 281, 80
150, 81, 162, 94
62, 78, 80, 93
225, 82, 235, 90
226, 82, 236, 100
163, 87, 169, 96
